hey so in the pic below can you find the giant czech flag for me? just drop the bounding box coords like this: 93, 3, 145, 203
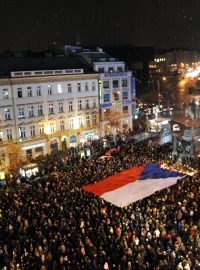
82, 164, 185, 207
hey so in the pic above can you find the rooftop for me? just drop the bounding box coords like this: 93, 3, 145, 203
0, 55, 94, 77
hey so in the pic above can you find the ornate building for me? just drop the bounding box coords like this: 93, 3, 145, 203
0, 56, 99, 170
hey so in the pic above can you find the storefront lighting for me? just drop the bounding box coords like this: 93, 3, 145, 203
44, 124, 51, 135
74, 117, 79, 129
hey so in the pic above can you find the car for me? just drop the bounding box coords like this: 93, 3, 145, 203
172, 124, 181, 132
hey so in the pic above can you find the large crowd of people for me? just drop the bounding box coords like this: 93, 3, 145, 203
0, 139, 199, 270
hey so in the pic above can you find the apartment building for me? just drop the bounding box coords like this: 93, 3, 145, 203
79, 48, 134, 136
0, 56, 99, 169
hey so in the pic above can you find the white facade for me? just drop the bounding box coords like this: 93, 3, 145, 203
0, 69, 99, 169
93, 60, 133, 136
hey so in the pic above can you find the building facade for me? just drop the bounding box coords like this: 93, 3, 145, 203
0, 68, 99, 170
79, 49, 134, 136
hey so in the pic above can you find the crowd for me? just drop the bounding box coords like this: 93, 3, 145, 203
0, 140, 199, 270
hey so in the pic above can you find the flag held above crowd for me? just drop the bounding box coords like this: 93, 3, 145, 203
82, 164, 185, 207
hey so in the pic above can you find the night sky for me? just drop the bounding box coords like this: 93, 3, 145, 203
1, 0, 200, 52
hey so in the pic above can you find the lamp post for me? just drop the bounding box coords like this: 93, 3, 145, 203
157, 76, 167, 113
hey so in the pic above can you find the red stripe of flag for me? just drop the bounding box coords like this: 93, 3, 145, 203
82, 165, 145, 196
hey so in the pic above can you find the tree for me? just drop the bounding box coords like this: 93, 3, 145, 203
7, 143, 27, 174
105, 109, 121, 135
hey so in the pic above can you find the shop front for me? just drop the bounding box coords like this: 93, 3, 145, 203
61, 135, 67, 150
22, 141, 46, 159
69, 135, 77, 147
80, 131, 99, 145
49, 138, 59, 151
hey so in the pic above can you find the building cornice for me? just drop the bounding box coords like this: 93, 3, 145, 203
0, 73, 99, 85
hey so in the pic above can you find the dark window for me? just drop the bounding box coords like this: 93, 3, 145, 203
103, 81, 109, 89
123, 106, 128, 113
114, 92, 120, 101
17, 88, 23, 98
98, 68, 105, 73
113, 80, 119, 88
122, 79, 128, 87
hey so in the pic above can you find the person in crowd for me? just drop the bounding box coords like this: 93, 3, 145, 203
0, 139, 199, 270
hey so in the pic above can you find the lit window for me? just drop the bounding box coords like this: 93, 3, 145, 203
69, 119, 74, 129
104, 94, 110, 102
79, 116, 83, 127
4, 108, 11, 120
104, 109, 110, 117
58, 84, 62, 93
3, 89, 8, 99
50, 122, 55, 133
39, 124, 44, 135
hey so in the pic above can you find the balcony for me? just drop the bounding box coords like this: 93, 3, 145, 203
104, 71, 127, 77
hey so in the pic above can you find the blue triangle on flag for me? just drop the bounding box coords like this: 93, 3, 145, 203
139, 164, 184, 180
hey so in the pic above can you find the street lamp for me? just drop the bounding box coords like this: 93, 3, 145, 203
157, 76, 167, 111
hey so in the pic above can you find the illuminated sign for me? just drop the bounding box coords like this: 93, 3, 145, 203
131, 77, 136, 98
98, 79, 103, 104
122, 100, 131, 105
22, 143, 45, 151
101, 103, 112, 108
70, 135, 77, 143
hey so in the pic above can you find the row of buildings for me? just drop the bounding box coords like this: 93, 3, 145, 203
0, 47, 136, 171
